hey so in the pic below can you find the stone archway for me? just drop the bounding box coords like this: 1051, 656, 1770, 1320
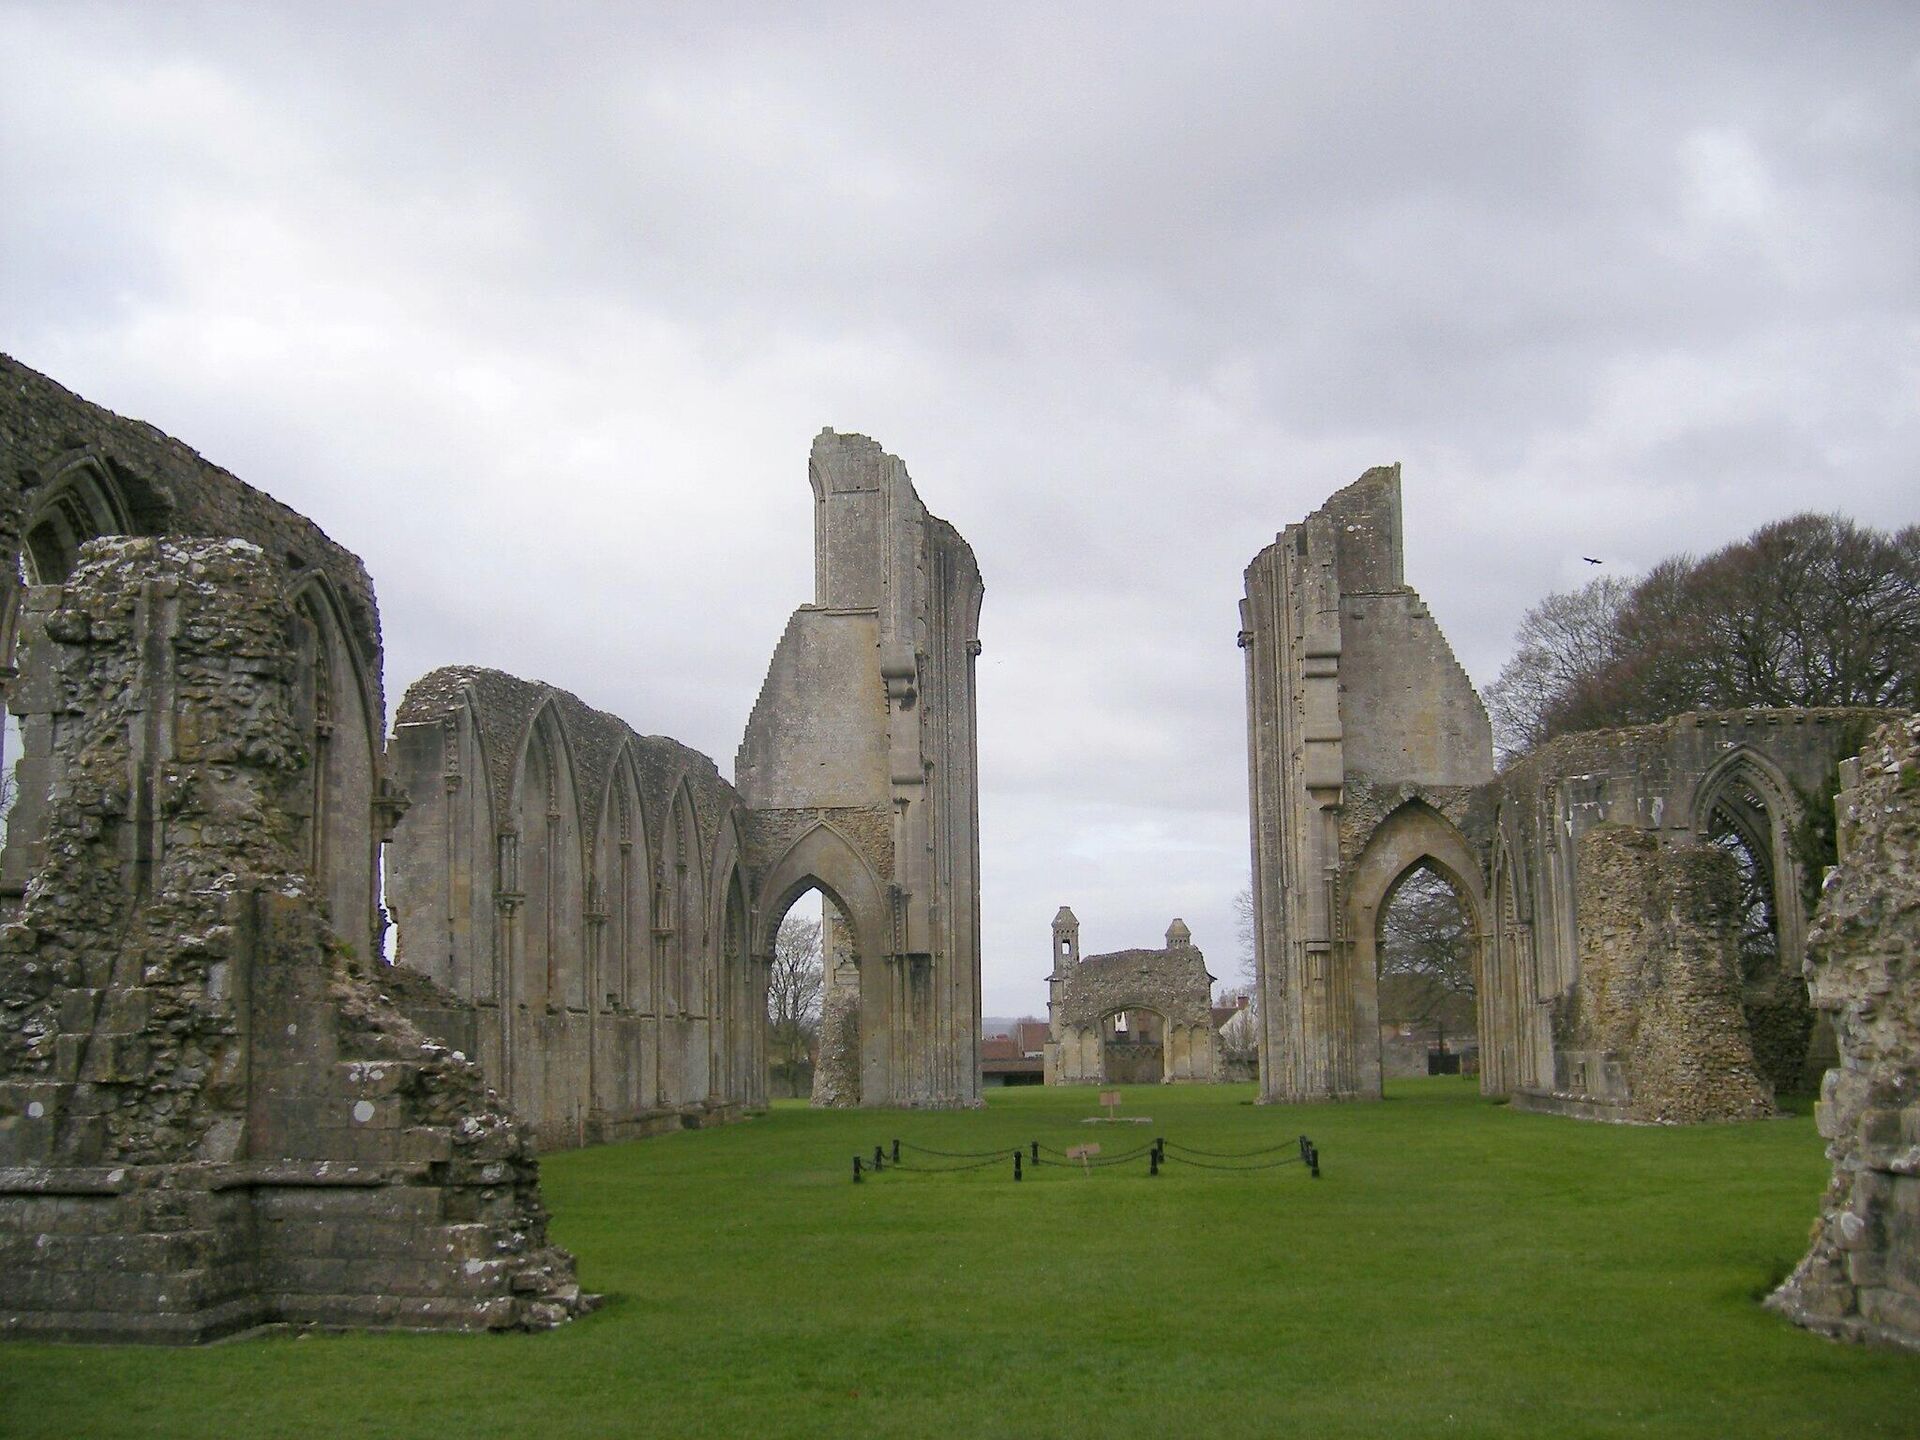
1690, 746, 1820, 1092
1341, 802, 1489, 1100
1045, 916, 1220, 1085
754, 821, 892, 1107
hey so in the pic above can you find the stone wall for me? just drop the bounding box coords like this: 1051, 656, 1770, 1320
1485, 709, 1880, 1118
1240, 465, 1896, 1120
736, 430, 984, 1108
1769, 715, 1920, 1351
0, 538, 585, 1339
1514, 826, 1772, 1123
0, 356, 395, 963
1045, 912, 1220, 1084
386, 667, 759, 1148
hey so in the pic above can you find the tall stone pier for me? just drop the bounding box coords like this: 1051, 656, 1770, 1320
1240, 466, 1494, 1102
737, 431, 984, 1107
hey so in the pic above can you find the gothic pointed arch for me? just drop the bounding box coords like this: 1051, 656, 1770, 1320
590, 741, 651, 1012
288, 570, 381, 951
753, 819, 890, 969
1335, 800, 1490, 1101
20, 453, 133, 586
505, 695, 587, 1012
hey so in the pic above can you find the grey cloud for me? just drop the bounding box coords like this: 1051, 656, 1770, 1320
3, 1, 1915, 1013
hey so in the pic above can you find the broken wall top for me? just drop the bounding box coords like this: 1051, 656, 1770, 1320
1051, 941, 1216, 1028
807, 428, 983, 628
0, 355, 382, 717
394, 664, 742, 867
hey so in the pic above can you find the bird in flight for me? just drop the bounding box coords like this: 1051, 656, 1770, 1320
1582, 556, 1603, 565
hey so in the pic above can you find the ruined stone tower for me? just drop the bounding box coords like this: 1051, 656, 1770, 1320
737, 431, 984, 1107
1240, 465, 1495, 1102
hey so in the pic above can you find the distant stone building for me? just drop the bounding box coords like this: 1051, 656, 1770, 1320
1044, 909, 1221, 1084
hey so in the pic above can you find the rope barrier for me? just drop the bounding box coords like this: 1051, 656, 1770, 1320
896, 1140, 1011, 1160
1158, 1152, 1305, 1172
1160, 1139, 1302, 1159
1033, 1141, 1155, 1168
888, 1153, 1011, 1174
853, 1135, 1320, 1181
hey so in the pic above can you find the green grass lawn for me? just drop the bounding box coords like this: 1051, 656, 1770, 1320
4, 1079, 1916, 1439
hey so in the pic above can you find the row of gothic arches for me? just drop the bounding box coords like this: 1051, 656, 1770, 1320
386, 672, 905, 1137
1342, 742, 1818, 1104
0, 454, 881, 1144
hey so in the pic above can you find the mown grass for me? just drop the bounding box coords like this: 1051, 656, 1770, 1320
4, 1079, 1916, 1439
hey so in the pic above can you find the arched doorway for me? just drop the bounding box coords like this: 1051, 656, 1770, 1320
1100, 1005, 1171, 1084
1344, 802, 1490, 1099
753, 821, 890, 1108
1374, 865, 1477, 1078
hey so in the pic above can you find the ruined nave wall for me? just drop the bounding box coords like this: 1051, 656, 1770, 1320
0, 538, 585, 1340
736, 429, 984, 1109
387, 667, 762, 1149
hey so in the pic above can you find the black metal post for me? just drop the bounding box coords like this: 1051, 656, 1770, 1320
853, 1156, 863, 1184
1030, 1140, 1039, 1164
892, 1138, 900, 1163
873, 1144, 885, 1171
1013, 1151, 1023, 1182
1149, 1149, 1159, 1177
1308, 1143, 1320, 1178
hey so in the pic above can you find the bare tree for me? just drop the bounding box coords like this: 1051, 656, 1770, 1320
766, 911, 823, 1099
1231, 885, 1257, 994
1487, 514, 1920, 756
1480, 574, 1631, 759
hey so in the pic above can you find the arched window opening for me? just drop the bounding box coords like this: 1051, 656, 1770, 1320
21, 463, 132, 587
1376, 864, 1477, 1073
1703, 770, 1808, 1096
590, 760, 647, 1015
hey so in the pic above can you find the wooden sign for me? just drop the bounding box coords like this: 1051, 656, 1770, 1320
1064, 1142, 1101, 1174
1099, 1090, 1122, 1117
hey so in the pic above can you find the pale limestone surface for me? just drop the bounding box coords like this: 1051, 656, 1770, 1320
1241, 466, 1882, 1122
737, 431, 984, 1108
0, 360, 989, 1347
0, 537, 586, 1340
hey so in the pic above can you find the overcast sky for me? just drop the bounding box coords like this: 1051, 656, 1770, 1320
4, 3, 1916, 1016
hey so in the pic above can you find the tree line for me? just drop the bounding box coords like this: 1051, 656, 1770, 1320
1482, 513, 1919, 758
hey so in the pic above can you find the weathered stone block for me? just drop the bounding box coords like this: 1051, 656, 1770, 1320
1770, 715, 1920, 1352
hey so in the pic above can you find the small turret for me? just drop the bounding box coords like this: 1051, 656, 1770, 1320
1052, 905, 1081, 968
1166, 918, 1192, 950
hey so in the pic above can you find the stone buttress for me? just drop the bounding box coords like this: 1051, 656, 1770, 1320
1770, 715, 1920, 1352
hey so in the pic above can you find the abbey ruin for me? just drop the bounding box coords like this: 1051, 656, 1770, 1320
0, 353, 1913, 1354
1043, 909, 1222, 1085
1243, 467, 1919, 1346
1241, 466, 1878, 1120
0, 358, 982, 1339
